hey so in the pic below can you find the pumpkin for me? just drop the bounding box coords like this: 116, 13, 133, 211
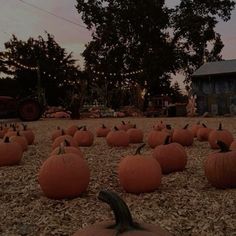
52, 134, 77, 150
230, 140, 236, 150
66, 125, 82, 136
204, 141, 236, 188
4, 125, 18, 138
51, 126, 63, 141
96, 124, 111, 137
38, 143, 90, 199
50, 140, 83, 157
153, 120, 165, 131
208, 123, 234, 149
20, 124, 35, 145
106, 127, 129, 147
118, 144, 162, 193
172, 124, 194, 146
73, 190, 171, 235
73, 126, 94, 147
117, 121, 133, 131
152, 136, 187, 174
0, 137, 23, 166
147, 130, 169, 148
0, 126, 6, 139
196, 124, 212, 141
9, 131, 28, 152
126, 124, 143, 143
190, 121, 202, 137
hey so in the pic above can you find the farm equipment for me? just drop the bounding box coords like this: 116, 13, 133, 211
0, 95, 44, 121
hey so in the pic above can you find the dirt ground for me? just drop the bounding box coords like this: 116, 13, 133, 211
0, 117, 236, 236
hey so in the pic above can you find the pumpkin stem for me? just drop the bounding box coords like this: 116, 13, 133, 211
164, 136, 171, 145
83, 126, 87, 131
4, 136, 10, 143
183, 124, 189, 129
98, 190, 144, 233
133, 124, 136, 129
166, 124, 171, 130
122, 121, 126, 125
64, 139, 70, 146
102, 124, 106, 128
135, 143, 146, 155
202, 123, 207, 128
218, 123, 222, 131
114, 126, 119, 131
58, 142, 66, 154
57, 126, 60, 130
217, 141, 230, 152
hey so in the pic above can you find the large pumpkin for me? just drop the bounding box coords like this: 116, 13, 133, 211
73, 126, 94, 147
147, 130, 169, 148
118, 144, 162, 193
73, 190, 171, 235
0, 137, 23, 166
172, 124, 194, 146
9, 131, 28, 152
204, 141, 236, 188
38, 144, 90, 199
230, 140, 236, 150
96, 124, 111, 137
126, 124, 143, 143
106, 127, 129, 147
208, 123, 233, 149
152, 136, 187, 174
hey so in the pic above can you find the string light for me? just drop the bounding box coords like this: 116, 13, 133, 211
91, 69, 143, 76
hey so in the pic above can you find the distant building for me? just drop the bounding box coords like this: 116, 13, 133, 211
191, 60, 236, 115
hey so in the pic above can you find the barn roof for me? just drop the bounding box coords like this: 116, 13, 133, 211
192, 59, 236, 77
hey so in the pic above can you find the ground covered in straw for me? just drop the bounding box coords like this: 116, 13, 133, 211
0, 117, 236, 236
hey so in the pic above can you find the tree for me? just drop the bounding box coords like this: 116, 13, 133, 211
0, 33, 82, 105
76, 0, 235, 107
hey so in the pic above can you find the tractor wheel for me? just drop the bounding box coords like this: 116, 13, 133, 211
18, 99, 42, 121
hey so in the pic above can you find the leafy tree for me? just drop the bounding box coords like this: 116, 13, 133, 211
170, 81, 187, 103
76, 0, 235, 109
0, 33, 82, 105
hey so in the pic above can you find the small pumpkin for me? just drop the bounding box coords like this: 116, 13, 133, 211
204, 141, 236, 188
147, 130, 169, 148
51, 126, 63, 141
106, 127, 129, 147
152, 136, 187, 174
196, 123, 212, 142
118, 144, 162, 193
126, 124, 143, 143
117, 121, 133, 131
96, 124, 111, 137
9, 131, 28, 152
38, 143, 90, 199
4, 125, 18, 138
0, 137, 23, 166
73, 190, 171, 235
208, 123, 234, 149
73, 126, 94, 147
153, 120, 165, 131
190, 121, 202, 137
172, 124, 194, 146
52, 134, 77, 150
66, 125, 82, 136
20, 124, 35, 145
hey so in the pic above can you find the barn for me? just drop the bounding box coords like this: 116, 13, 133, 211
191, 59, 236, 115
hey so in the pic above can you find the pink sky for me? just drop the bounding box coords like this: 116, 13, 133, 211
0, 0, 235, 89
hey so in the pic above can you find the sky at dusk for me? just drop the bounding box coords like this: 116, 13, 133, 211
0, 0, 236, 89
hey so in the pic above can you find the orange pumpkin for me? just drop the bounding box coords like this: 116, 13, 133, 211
117, 121, 133, 131
9, 131, 28, 152
230, 140, 236, 150
52, 134, 77, 150
153, 120, 165, 131
66, 125, 82, 136
126, 124, 143, 143
152, 136, 187, 174
118, 144, 162, 193
172, 124, 194, 146
51, 126, 63, 141
20, 124, 35, 145
96, 124, 111, 137
0, 137, 23, 166
190, 121, 202, 137
204, 141, 236, 188
38, 144, 90, 199
106, 127, 129, 147
147, 130, 169, 148
73, 126, 94, 147
196, 124, 212, 141
208, 123, 233, 149
73, 190, 171, 236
